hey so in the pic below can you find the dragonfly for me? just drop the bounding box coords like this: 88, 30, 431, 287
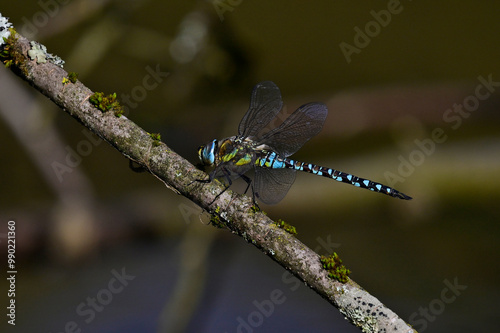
198, 81, 412, 205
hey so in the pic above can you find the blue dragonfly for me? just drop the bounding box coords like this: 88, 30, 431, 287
198, 81, 412, 204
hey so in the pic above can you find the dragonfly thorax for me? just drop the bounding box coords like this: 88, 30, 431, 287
199, 137, 261, 170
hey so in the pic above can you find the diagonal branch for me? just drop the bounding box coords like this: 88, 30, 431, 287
0, 16, 416, 333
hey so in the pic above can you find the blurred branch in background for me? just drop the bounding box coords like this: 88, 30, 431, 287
0, 66, 98, 262
157, 221, 218, 333
0, 0, 153, 263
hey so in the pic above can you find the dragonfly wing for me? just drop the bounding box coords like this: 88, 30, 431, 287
259, 102, 327, 157
238, 81, 283, 138
254, 168, 296, 205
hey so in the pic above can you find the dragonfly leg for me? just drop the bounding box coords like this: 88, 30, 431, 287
240, 174, 259, 208
192, 168, 259, 207
189, 164, 233, 206
206, 167, 233, 206
189, 166, 217, 187
188, 169, 226, 205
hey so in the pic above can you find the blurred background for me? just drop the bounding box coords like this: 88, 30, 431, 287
0, 1, 499, 332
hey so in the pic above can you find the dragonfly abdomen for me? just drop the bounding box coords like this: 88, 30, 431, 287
257, 151, 411, 200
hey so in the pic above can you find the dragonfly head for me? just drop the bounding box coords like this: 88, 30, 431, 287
198, 139, 218, 166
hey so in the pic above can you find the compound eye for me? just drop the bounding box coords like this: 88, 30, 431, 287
199, 140, 217, 165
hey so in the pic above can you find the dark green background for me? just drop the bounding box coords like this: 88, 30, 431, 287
0, 1, 498, 332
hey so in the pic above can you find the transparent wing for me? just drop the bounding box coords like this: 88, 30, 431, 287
254, 168, 297, 205
238, 81, 283, 138
258, 102, 328, 157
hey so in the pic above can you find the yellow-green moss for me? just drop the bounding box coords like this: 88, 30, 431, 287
68, 71, 78, 83
275, 219, 297, 235
210, 206, 225, 228
149, 132, 162, 147
89, 92, 124, 117
320, 253, 351, 283
0, 28, 26, 75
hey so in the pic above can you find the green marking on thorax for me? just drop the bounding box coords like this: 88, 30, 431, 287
221, 146, 252, 166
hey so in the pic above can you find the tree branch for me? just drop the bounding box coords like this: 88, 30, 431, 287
0, 16, 416, 333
